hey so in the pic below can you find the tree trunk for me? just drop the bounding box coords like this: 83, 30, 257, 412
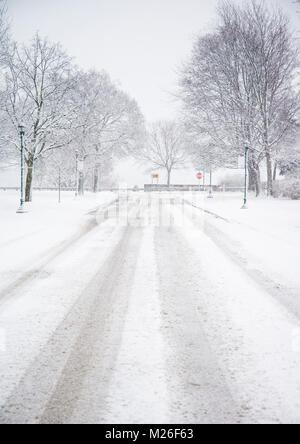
78, 172, 84, 196
254, 165, 261, 197
266, 151, 273, 196
167, 169, 171, 187
273, 161, 277, 181
263, 114, 273, 196
25, 158, 34, 202
248, 158, 261, 197
248, 166, 256, 192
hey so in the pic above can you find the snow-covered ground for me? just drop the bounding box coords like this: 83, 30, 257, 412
0, 190, 300, 424
185, 191, 300, 317
0, 190, 119, 418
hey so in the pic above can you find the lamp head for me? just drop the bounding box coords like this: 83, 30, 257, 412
18, 123, 25, 135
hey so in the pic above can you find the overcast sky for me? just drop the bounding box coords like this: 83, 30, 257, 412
5, 0, 299, 186
7, 0, 298, 122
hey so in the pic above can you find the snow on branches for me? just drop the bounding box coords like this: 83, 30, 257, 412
0, 33, 145, 200
179, 0, 300, 196
136, 120, 190, 186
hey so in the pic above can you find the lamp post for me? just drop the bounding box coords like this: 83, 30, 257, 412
241, 146, 249, 209
16, 123, 26, 214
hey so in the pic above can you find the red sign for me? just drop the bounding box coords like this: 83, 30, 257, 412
196, 172, 203, 180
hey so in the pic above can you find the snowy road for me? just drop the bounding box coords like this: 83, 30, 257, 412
1, 192, 300, 424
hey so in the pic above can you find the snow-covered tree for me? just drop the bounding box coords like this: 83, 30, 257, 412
136, 120, 190, 186
69, 70, 145, 194
2, 33, 77, 201
180, 8, 263, 195
0, 0, 8, 64
232, 1, 299, 195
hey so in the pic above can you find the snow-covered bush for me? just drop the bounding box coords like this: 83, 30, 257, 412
218, 172, 244, 188
276, 178, 300, 200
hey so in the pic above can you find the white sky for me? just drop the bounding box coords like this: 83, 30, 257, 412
5, 0, 299, 187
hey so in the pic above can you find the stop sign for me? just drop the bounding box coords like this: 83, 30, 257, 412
197, 172, 203, 180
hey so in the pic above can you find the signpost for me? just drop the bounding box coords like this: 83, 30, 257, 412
197, 172, 203, 192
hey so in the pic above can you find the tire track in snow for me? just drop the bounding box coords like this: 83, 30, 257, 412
155, 223, 243, 424
0, 198, 120, 307
166, 201, 300, 424
74, 224, 169, 424
0, 224, 141, 424
0, 196, 144, 424
183, 199, 300, 320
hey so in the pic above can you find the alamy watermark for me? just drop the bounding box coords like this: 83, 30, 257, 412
95, 187, 206, 229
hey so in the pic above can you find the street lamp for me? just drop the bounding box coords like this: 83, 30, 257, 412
16, 123, 27, 214
241, 146, 249, 209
